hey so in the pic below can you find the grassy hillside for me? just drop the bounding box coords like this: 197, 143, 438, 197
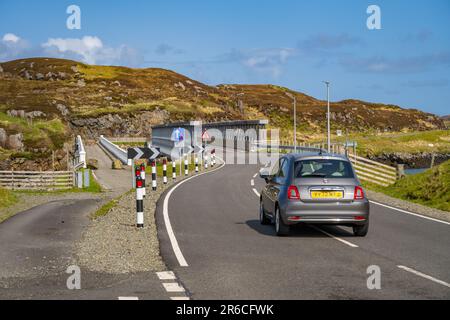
0, 57, 447, 169
365, 160, 450, 212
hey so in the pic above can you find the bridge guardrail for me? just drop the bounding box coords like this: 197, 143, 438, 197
99, 135, 128, 165
74, 135, 87, 169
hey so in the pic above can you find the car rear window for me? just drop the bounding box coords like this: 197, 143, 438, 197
294, 159, 355, 179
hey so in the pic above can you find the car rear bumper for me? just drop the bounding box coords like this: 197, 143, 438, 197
282, 200, 370, 225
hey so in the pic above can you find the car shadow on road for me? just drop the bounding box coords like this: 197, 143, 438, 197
245, 220, 354, 238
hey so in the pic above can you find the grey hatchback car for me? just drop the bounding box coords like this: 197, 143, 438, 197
259, 152, 370, 237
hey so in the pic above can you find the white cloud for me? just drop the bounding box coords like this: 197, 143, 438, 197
219, 47, 296, 78
3, 33, 20, 43
41, 35, 143, 66
0, 33, 30, 61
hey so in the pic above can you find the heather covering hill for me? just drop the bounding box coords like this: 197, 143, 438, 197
0, 57, 447, 170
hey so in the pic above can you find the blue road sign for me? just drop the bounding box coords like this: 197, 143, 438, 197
171, 127, 185, 142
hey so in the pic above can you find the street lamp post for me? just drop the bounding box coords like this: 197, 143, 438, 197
323, 81, 331, 153
285, 92, 297, 152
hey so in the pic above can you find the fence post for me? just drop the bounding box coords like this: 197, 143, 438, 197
397, 164, 405, 179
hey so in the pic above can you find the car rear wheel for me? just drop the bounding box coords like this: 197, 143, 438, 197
259, 201, 271, 225
275, 207, 290, 236
353, 221, 369, 237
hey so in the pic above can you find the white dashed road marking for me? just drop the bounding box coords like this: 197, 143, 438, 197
398, 265, 450, 288
163, 282, 186, 293
250, 179, 255, 186
118, 296, 139, 300
171, 296, 191, 300
156, 271, 176, 280
253, 173, 258, 178
252, 188, 260, 197
309, 225, 359, 248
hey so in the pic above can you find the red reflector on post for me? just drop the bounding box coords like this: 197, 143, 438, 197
136, 180, 143, 188
287, 185, 300, 200
354, 186, 365, 200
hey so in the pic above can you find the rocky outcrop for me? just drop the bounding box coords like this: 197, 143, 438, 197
367, 152, 450, 168
7, 133, 24, 150
0, 128, 7, 147
69, 110, 169, 138
7, 109, 46, 119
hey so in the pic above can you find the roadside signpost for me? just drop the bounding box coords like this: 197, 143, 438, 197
128, 146, 160, 189
127, 147, 160, 161
171, 128, 185, 176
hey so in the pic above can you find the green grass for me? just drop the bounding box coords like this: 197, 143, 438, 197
363, 160, 450, 212
333, 129, 450, 156
91, 189, 133, 219
0, 187, 17, 209
0, 111, 69, 154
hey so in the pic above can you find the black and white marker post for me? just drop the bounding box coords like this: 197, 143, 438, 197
172, 160, 176, 180
184, 155, 188, 176
140, 162, 146, 197
163, 158, 168, 184
136, 175, 144, 228
204, 153, 209, 169
195, 155, 199, 173
151, 160, 157, 191
211, 149, 216, 166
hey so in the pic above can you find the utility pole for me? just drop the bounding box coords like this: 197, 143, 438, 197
285, 92, 297, 152
323, 81, 331, 153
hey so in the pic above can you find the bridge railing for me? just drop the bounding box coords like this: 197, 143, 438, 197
99, 135, 128, 165
74, 135, 87, 169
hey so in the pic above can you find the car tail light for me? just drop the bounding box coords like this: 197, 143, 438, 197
288, 216, 301, 221
354, 215, 366, 220
354, 186, 365, 200
287, 185, 300, 200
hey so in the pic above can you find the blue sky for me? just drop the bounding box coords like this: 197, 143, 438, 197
1, 0, 449, 115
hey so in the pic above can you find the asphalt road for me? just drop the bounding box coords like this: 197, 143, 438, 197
0, 144, 169, 300
156, 161, 450, 299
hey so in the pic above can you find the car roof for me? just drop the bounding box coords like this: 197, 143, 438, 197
284, 152, 350, 161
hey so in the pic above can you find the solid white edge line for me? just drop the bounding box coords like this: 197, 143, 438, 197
398, 265, 450, 288
118, 297, 139, 300
163, 159, 226, 267
369, 200, 450, 226
171, 297, 190, 300
250, 179, 255, 186
309, 225, 359, 248
252, 188, 260, 197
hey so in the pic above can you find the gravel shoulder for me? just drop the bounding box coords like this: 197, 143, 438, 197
367, 189, 450, 223
75, 162, 223, 274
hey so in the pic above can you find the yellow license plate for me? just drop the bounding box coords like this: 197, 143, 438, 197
311, 191, 343, 199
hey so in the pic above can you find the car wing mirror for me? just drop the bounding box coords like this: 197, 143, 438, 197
259, 168, 272, 183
